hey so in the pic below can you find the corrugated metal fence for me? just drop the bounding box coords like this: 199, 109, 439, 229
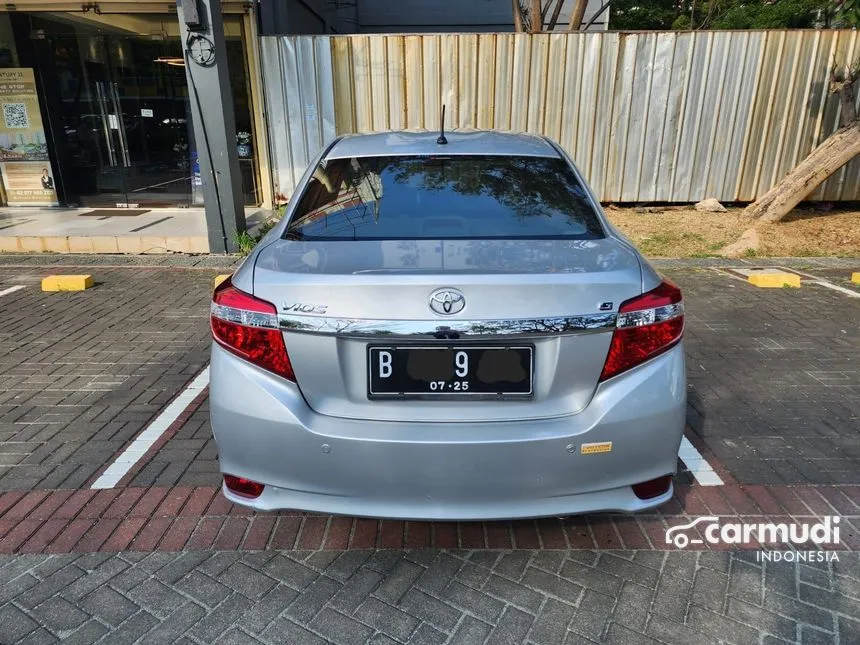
261, 30, 860, 203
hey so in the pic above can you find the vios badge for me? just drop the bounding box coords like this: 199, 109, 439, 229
429, 288, 465, 315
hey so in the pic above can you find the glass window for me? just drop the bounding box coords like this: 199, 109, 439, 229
285, 155, 605, 241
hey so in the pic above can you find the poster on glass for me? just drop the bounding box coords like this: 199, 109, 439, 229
0, 68, 59, 206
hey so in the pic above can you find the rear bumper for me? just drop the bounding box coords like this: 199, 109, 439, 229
209, 343, 686, 520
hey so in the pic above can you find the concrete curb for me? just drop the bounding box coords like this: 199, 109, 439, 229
0, 254, 240, 269
0, 235, 209, 254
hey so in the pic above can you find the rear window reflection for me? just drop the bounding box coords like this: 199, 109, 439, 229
285, 155, 605, 241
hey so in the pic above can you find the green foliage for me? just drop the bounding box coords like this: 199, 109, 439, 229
709, 0, 830, 28
234, 218, 279, 256
835, 0, 860, 26
610, 0, 833, 30
235, 230, 257, 256
610, 0, 679, 30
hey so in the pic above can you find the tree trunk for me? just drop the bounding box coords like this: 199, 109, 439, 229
743, 121, 860, 223
529, 0, 542, 32
568, 0, 589, 30
513, 0, 524, 32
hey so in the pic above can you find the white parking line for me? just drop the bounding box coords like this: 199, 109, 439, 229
769, 267, 860, 299
0, 285, 25, 297
91, 366, 210, 489
678, 437, 724, 486
807, 280, 860, 298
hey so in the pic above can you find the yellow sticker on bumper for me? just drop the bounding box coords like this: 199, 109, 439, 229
581, 441, 613, 455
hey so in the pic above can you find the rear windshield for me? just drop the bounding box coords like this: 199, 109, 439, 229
284, 155, 604, 241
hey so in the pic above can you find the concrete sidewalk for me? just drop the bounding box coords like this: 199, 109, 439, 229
0, 207, 272, 254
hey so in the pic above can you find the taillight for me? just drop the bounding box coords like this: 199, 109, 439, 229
211, 278, 295, 381
224, 474, 264, 498
632, 475, 672, 499
599, 280, 684, 382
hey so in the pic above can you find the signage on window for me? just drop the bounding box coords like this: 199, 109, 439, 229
0, 68, 59, 206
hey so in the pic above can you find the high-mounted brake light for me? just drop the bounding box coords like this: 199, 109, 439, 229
599, 280, 684, 382
210, 278, 295, 381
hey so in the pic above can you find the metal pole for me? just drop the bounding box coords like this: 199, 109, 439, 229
176, 0, 245, 254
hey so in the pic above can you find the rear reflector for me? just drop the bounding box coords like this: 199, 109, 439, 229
599, 279, 684, 381
632, 475, 672, 500
210, 278, 295, 381
223, 474, 264, 499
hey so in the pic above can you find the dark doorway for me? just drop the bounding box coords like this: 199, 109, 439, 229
24, 15, 193, 207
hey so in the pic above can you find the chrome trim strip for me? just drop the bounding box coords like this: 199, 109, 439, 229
277, 312, 617, 339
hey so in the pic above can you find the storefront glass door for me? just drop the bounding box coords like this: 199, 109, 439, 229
29, 16, 193, 207
102, 37, 192, 207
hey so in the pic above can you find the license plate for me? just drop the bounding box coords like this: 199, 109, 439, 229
367, 345, 534, 398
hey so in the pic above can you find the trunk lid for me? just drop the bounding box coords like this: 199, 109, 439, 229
253, 238, 643, 422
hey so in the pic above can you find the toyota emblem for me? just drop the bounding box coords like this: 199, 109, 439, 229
429, 288, 465, 315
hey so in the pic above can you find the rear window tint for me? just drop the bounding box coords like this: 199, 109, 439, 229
284, 155, 604, 241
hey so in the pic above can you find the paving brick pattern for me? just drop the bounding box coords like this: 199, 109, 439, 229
0, 260, 858, 644
1, 484, 859, 555
135, 267, 859, 490
2, 265, 858, 491
126, 394, 218, 489
0, 268, 215, 491
1, 548, 858, 644
680, 271, 859, 486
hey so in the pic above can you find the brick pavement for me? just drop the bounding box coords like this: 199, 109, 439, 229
0, 267, 215, 491
682, 270, 859, 486
1, 484, 860, 554
0, 260, 858, 644
2, 265, 857, 492
1, 549, 859, 644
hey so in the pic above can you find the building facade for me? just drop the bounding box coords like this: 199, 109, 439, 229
0, 1, 265, 209
0, 0, 607, 212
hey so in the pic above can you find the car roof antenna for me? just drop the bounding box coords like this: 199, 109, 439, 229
437, 104, 448, 145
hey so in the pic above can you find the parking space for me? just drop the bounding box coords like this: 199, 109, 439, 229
680, 269, 860, 486
0, 258, 859, 644
0, 266, 215, 491
0, 263, 858, 496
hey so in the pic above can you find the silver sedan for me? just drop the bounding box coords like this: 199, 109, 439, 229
209, 131, 686, 520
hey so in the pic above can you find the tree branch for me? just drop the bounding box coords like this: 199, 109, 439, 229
547, 0, 565, 31
831, 64, 858, 126
583, 1, 611, 30
838, 82, 857, 126
731, 59, 860, 229
567, 0, 588, 31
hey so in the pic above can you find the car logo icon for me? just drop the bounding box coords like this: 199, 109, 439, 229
429, 288, 465, 315
665, 516, 719, 549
